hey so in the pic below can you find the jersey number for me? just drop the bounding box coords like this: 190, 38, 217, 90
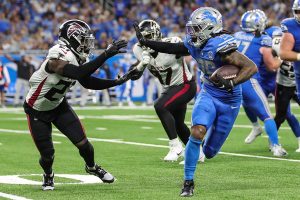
149, 67, 172, 85
44, 80, 73, 101
236, 41, 250, 54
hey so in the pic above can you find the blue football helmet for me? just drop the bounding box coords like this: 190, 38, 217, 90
186, 7, 223, 48
240, 10, 266, 33
293, 0, 300, 22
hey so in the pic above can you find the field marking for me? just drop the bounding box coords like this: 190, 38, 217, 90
0, 143, 2, 145
53, 141, 61, 144
95, 127, 107, 131
157, 138, 169, 141
0, 174, 102, 185
1, 128, 300, 163
141, 126, 153, 129
0, 192, 32, 200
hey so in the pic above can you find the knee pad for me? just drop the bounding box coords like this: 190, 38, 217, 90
202, 145, 217, 159
191, 125, 206, 140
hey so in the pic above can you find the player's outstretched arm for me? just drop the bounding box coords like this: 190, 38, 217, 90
221, 51, 258, 85
280, 32, 299, 61
47, 40, 127, 80
133, 23, 189, 55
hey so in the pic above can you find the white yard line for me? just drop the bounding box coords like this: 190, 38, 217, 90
1, 128, 300, 163
95, 127, 107, 131
0, 192, 32, 200
141, 126, 153, 129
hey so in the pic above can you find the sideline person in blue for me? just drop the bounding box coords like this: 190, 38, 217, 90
132, 7, 257, 197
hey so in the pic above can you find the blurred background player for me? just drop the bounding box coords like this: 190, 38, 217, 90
131, 20, 196, 162
23, 19, 130, 190
280, 0, 300, 151
4, 54, 34, 107
134, 7, 257, 197
234, 10, 287, 156
272, 28, 300, 152
0, 60, 10, 108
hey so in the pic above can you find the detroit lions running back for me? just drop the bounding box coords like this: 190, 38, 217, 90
133, 7, 257, 197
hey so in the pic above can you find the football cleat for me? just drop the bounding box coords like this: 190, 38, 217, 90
85, 164, 115, 183
244, 126, 263, 144
271, 145, 288, 157
164, 141, 184, 162
180, 180, 194, 197
42, 172, 54, 191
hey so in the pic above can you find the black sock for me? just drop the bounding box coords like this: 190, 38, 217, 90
39, 156, 54, 175
78, 141, 95, 168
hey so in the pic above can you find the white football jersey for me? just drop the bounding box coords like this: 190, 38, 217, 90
25, 43, 78, 111
133, 37, 193, 88
272, 36, 295, 87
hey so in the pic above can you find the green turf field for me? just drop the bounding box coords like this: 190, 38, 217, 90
0, 104, 300, 200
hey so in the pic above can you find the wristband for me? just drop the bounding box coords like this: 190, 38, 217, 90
297, 53, 300, 61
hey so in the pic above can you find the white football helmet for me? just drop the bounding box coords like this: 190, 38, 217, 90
138, 20, 162, 40
240, 10, 266, 33
186, 7, 223, 48
293, 0, 300, 22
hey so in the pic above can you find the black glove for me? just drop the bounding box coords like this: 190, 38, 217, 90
213, 74, 235, 93
133, 22, 146, 46
115, 69, 136, 85
104, 40, 128, 58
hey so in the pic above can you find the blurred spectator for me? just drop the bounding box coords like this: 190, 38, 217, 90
0, 61, 10, 108
0, 0, 292, 52
4, 54, 34, 106
93, 69, 111, 106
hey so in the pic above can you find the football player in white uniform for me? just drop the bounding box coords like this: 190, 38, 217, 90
23, 19, 131, 190
130, 20, 197, 161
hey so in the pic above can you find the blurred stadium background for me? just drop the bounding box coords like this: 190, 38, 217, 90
0, 0, 292, 106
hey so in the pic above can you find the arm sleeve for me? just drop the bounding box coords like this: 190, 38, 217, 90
143, 40, 189, 55
62, 53, 108, 80
78, 76, 119, 90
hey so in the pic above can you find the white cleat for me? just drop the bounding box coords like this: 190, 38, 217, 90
179, 147, 205, 165
244, 126, 263, 144
271, 144, 288, 157
164, 142, 183, 162
295, 148, 300, 153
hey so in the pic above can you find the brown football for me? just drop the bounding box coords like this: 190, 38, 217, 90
210, 65, 240, 83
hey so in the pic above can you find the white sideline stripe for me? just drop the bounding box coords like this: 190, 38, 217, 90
0, 192, 32, 200
141, 126, 153, 129
1, 128, 300, 163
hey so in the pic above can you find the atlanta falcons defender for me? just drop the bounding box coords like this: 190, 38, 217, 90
23, 19, 130, 190
130, 20, 196, 162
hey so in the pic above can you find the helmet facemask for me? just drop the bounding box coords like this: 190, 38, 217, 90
138, 20, 162, 53
186, 22, 214, 48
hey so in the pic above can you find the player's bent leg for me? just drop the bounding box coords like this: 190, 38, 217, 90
52, 105, 115, 183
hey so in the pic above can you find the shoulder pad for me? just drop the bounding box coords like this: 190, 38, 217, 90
261, 35, 272, 47
162, 37, 182, 43
216, 35, 238, 55
47, 44, 74, 62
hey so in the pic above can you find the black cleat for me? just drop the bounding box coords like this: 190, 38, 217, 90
180, 180, 194, 197
85, 164, 115, 183
42, 173, 54, 191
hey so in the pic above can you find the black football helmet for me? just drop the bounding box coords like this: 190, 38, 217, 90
58, 19, 95, 61
138, 20, 162, 40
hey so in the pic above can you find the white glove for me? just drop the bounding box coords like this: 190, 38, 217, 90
141, 51, 151, 66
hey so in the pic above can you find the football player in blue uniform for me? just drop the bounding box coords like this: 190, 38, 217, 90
255, 9, 300, 152
280, 0, 300, 101
133, 7, 257, 197
234, 10, 287, 156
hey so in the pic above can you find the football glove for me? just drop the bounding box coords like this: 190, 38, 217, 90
115, 69, 136, 85
104, 40, 128, 58
212, 74, 235, 93
141, 51, 151, 66
133, 22, 146, 46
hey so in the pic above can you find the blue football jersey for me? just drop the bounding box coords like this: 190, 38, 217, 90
281, 18, 300, 78
265, 26, 282, 38
234, 31, 275, 83
184, 34, 241, 103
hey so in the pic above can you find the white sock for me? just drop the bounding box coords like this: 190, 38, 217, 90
252, 122, 260, 128
169, 138, 180, 146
